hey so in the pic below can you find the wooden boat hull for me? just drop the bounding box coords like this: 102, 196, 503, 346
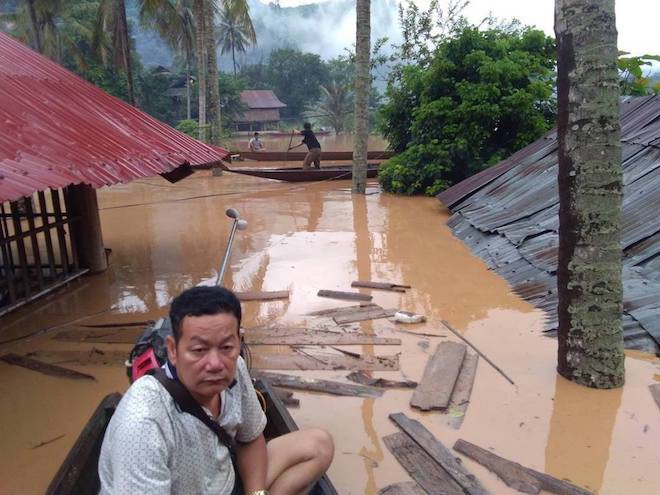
47, 381, 337, 494
228, 164, 379, 182
234, 150, 394, 161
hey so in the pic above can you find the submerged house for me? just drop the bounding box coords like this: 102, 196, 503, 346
0, 33, 228, 316
235, 90, 287, 131
438, 96, 660, 353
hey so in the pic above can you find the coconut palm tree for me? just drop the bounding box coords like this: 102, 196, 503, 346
204, 0, 222, 144
4, 0, 64, 60
352, 0, 370, 194
317, 83, 352, 133
216, 0, 256, 75
555, 0, 624, 388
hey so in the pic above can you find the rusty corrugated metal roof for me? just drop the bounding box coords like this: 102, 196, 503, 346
240, 90, 287, 109
440, 96, 660, 353
0, 33, 229, 202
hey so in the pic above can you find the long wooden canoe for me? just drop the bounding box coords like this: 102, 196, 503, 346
234, 150, 395, 161
227, 163, 379, 182
47, 381, 337, 494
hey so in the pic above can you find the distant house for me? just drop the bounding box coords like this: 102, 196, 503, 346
236, 90, 287, 131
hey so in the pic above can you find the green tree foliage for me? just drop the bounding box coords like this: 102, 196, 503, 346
217, 0, 257, 75
240, 48, 329, 119
378, 26, 556, 196
618, 52, 660, 95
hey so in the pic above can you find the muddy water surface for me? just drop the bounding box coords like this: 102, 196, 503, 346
1, 170, 659, 494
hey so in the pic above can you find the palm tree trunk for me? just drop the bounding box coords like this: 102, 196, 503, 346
26, 0, 43, 53
555, 0, 624, 389
186, 67, 191, 120
194, 0, 207, 142
232, 44, 237, 76
352, 0, 370, 194
117, 0, 136, 106
205, 0, 222, 145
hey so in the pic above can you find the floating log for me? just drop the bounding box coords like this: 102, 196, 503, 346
347, 370, 417, 389
383, 432, 465, 495
307, 303, 379, 317
0, 353, 96, 381
317, 290, 373, 302
252, 351, 399, 371
453, 439, 593, 495
252, 371, 383, 398
351, 280, 411, 292
389, 413, 487, 495
333, 307, 398, 325
444, 353, 479, 429
649, 384, 660, 412
235, 290, 290, 301
411, 342, 466, 411
378, 482, 426, 495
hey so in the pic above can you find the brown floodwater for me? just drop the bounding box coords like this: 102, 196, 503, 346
1, 169, 659, 495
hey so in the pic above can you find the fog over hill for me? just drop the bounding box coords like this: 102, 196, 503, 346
131, 0, 403, 70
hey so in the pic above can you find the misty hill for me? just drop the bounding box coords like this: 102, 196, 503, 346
131, 0, 402, 70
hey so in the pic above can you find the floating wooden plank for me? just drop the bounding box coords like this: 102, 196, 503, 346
411, 342, 466, 411
252, 371, 383, 398
351, 280, 411, 292
445, 353, 479, 429
347, 370, 417, 389
252, 352, 399, 371
29, 349, 127, 366
389, 413, 487, 495
649, 384, 660, 412
307, 303, 379, 317
54, 327, 140, 344
0, 353, 96, 381
317, 290, 372, 302
246, 330, 401, 346
453, 439, 593, 495
378, 482, 426, 495
236, 290, 290, 301
383, 432, 465, 495
333, 307, 398, 325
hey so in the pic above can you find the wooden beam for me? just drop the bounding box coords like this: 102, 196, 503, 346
378, 482, 426, 495
411, 342, 466, 411
0, 353, 96, 381
317, 290, 372, 302
444, 353, 479, 429
351, 280, 411, 292
333, 307, 398, 324
65, 184, 107, 273
252, 352, 399, 371
235, 290, 289, 301
347, 371, 416, 389
383, 432, 465, 495
453, 439, 593, 495
307, 303, 379, 317
389, 413, 486, 495
252, 371, 383, 398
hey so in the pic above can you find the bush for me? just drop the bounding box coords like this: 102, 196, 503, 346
378, 142, 450, 196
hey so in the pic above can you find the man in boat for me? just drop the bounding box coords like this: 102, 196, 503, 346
98, 286, 334, 495
290, 122, 321, 170
248, 132, 264, 152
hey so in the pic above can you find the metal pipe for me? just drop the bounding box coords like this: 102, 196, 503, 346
216, 209, 247, 286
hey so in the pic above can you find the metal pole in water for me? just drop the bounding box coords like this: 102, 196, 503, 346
216, 208, 247, 286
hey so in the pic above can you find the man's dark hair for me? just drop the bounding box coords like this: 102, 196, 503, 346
253, 132, 259, 136
303, 122, 312, 130
169, 286, 242, 343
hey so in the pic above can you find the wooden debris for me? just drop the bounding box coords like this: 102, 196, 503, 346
383, 432, 465, 495
351, 280, 410, 292
347, 370, 417, 389
32, 434, 65, 450
649, 384, 660, 411
252, 371, 383, 398
453, 439, 593, 495
333, 307, 398, 325
0, 353, 96, 381
252, 352, 399, 371
317, 290, 372, 302
395, 328, 446, 338
442, 320, 515, 386
389, 413, 486, 495
81, 321, 151, 328
411, 342, 466, 411
28, 349, 126, 366
235, 290, 290, 301
272, 388, 300, 408
445, 353, 479, 429
307, 303, 379, 317
246, 330, 401, 346
54, 328, 140, 344
329, 346, 362, 358
378, 482, 426, 495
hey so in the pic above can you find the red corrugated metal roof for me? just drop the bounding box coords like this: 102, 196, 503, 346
0, 33, 229, 202
240, 90, 286, 109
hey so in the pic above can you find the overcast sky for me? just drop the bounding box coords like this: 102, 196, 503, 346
267, 0, 659, 56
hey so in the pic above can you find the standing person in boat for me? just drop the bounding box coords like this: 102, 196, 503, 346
98, 286, 334, 495
290, 122, 322, 169
248, 132, 264, 152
